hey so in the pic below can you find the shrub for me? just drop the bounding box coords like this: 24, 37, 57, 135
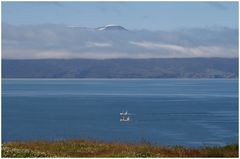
2, 146, 50, 158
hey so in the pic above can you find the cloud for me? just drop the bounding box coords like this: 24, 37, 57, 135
2, 24, 238, 59
129, 41, 237, 58
86, 42, 112, 47
129, 41, 186, 52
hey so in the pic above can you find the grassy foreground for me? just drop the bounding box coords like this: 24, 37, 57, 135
2, 140, 238, 157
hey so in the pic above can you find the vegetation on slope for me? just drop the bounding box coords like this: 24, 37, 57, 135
2, 140, 238, 157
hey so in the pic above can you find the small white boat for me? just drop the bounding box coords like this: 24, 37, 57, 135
120, 110, 130, 122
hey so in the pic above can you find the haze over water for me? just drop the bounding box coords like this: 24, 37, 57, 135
2, 79, 238, 147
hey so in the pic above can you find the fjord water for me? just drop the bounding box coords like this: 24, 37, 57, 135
2, 79, 238, 147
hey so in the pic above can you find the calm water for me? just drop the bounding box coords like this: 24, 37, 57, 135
2, 79, 238, 147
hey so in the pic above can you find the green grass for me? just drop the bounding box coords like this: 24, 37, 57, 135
2, 140, 238, 157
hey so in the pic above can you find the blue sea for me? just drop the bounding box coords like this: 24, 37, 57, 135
2, 79, 238, 147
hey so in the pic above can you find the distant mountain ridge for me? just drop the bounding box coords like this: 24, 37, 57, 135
68, 24, 128, 32
96, 24, 128, 31
2, 58, 238, 78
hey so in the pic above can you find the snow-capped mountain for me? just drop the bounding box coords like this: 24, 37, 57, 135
96, 24, 128, 31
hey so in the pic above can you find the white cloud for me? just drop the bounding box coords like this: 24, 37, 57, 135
129, 41, 238, 58
86, 42, 112, 47
129, 41, 186, 52
188, 46, 237, 57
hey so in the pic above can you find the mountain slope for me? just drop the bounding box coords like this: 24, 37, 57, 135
96, 25, 128, 31
2, 58, 238, 78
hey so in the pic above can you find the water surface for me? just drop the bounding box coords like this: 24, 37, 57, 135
2, 79, 238, 147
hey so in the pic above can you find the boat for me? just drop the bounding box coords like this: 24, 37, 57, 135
120, 110, 130, 122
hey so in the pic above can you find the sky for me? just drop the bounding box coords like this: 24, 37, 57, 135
2, 2, 239, 59
2, 2, 238, 30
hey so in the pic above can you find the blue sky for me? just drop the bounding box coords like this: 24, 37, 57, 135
2, 2, 238, 30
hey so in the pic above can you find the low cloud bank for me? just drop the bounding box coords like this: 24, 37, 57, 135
2, 24, 238, 59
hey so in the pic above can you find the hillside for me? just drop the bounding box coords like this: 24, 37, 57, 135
2, 58, 238, 78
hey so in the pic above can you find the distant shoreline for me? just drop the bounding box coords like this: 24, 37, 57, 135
2, 78, 239, 80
